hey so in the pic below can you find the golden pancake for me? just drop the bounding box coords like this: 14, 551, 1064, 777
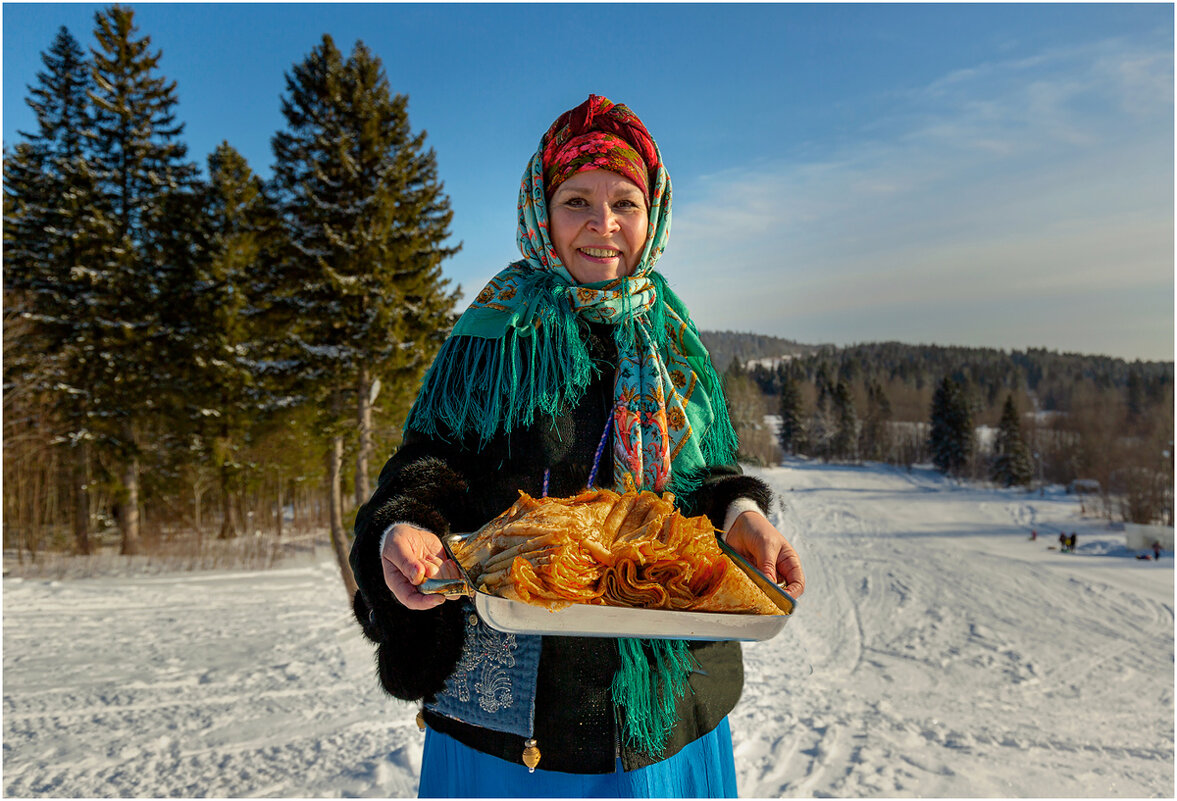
452, 488, 783, 615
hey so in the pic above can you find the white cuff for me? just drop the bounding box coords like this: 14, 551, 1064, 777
721, 497, 765, 541
378, 521, 418, 557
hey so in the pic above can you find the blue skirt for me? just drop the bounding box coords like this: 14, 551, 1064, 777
418, 717, 738, 798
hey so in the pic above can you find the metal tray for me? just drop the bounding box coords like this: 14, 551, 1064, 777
420, 532, 796, 642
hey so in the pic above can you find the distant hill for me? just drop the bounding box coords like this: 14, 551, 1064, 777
699, 330, 823, 372
700, 330, 1172, 419
701, 331, 1172, 391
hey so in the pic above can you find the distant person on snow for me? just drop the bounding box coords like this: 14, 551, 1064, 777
1153, 541, 1162, 561
1059, 532, 1068, 552
1069, 533, 1077, 553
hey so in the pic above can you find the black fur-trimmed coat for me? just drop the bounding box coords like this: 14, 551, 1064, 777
349, 322, 773, 774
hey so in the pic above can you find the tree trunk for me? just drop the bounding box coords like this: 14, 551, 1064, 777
327, 434, 358, 599
73, 441, 93, 555
194, 484, 203, 534
275, 468, 284, 538
47, 449, 60, 537
218, 479, 238, 539
217, 420, 239, 539
120, 453, 141, 555
355, 365, 373, 509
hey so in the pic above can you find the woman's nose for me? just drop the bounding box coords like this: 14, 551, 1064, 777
587, 204, 620, 233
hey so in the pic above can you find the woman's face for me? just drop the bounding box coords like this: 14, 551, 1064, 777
548, 170, 648, 283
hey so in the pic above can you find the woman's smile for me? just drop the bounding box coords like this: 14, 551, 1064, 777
579, 246, 621, 261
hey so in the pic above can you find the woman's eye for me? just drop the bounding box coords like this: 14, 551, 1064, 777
564, 197, 587, 208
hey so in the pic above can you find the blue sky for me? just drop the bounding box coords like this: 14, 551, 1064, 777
4, 3, 1173, 361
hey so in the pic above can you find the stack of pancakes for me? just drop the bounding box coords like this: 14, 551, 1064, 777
452, 488, 781, 615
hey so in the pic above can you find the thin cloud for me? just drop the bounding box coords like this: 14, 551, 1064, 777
665, 36, 1173, 361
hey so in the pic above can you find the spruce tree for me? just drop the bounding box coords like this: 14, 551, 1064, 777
86, 4, 199, 554
3, 26, 109, 554
930, 376, 973, 477
271, 35, 460, 592
807, 373, 835, 461
146, 143, 273, 539
831, 379, 858, 461
144, 143, 276, 540
201, 144, 282, 538
1126, 368, 1145, 422
991, 394, 1034, 487
90, 6, 196, 241
777, 368, 804, 456
859, 380, 893, 462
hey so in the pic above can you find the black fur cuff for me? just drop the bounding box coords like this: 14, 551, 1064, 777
697, 474, 774, 530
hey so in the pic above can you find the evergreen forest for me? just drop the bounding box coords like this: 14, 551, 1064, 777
711, 334, 1174, 526
4, 8, 459, 584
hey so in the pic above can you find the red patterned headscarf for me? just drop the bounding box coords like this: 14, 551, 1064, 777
541, 95, 660, 199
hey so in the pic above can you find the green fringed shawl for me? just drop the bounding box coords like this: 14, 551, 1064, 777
404, 265, 596, 446
403, 265, 738, 502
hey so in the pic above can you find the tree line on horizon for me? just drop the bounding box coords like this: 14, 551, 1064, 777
719, 339, 1173, 526
3, 6, 460, 582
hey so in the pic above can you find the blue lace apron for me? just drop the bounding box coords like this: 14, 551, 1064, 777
424, 598, 543, 740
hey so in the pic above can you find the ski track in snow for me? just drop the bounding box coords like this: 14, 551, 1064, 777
3, 560, 425, 798
4, 461, 1173, 797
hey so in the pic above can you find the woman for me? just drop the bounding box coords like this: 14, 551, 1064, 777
349, 95, 805, 798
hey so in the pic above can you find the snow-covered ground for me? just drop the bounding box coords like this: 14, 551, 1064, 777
3, 461, 1173, 797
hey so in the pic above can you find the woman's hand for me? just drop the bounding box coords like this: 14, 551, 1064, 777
381, 523, 462, 610
725, 510, 806, 599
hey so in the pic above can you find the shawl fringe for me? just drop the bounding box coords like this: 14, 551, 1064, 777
404, 271, 597, 446
612, 637, 696, 758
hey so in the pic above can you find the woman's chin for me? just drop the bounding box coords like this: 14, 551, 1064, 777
566, 259, 632, 284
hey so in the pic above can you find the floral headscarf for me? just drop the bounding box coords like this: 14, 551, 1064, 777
542, 96, 654, 199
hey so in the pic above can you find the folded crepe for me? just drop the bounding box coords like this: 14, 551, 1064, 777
451, 488, 783, 615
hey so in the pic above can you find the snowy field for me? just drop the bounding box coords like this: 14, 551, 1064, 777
3, 461, 1173, 797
